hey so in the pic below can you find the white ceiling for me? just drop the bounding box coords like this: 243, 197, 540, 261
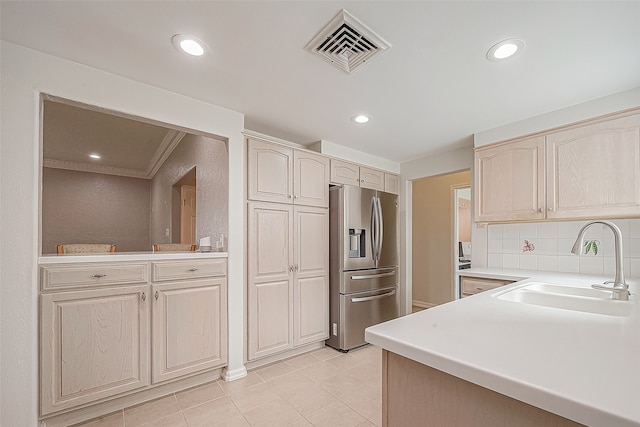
2, 1, 640, 163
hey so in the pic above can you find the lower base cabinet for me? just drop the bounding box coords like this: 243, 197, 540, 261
40, 285, 150, 415
460, 276, 514, 297
152, 278, 227, 383
382, 350, 582, 427
39, 258, 227, 419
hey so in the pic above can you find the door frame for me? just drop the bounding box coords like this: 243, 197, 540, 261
452, 185, 471, 300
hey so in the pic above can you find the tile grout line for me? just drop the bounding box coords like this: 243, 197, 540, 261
79, 347, 382, 427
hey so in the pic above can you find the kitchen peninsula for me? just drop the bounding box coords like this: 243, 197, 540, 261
366, 270, 640, 427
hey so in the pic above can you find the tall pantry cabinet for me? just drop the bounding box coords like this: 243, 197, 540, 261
246, 137, 330, 362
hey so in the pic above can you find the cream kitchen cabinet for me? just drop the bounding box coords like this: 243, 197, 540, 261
247, 202, 328, 360
384, 172, 400, 195
546, 112, 640, 219
293, 205, 329, 346
247, 138, 329, 207
460, 276, 514, 298
475, 109, 640, 223
474, 136, 545, 223
330, 158, 397, 192
151, 278, 227, 383
247, 202, 294, 360
39, 257, 227, 420
40, 284, 150, 415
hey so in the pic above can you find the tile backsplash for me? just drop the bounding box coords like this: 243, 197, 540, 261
486, 219, 640, 277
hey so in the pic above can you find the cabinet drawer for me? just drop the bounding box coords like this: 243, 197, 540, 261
460, 277, 512, 297
152, 259, 227, 282
41, 263, 149, 291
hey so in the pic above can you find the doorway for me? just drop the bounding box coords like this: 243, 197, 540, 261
454, 186, 472, 297
171, 167, 197, 245
180, 184, 197, 244
411, 170, 471, 311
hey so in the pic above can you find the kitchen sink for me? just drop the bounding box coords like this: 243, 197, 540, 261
494, 282, 636, 317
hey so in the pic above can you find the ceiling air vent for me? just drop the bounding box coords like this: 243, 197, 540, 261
305, 9, 391, 74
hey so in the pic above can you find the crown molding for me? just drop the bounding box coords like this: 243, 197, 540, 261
146, 130, 186, 178
43, 159, 149, 179
43, 130, 186, 179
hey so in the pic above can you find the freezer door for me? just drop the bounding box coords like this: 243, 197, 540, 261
341, 267, 397, 294
338, 286, 398, 350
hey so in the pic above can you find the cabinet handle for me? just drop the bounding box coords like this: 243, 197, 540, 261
475, 287, 484, 291
289, 265, 294, 272
351, 289, 396, 303
154, 291, 159, 301
141, 292, 146, 301
288, 194, 292, 199
187, 268, 198, 272
91, 274, 106, 278
294, 265, 299, 272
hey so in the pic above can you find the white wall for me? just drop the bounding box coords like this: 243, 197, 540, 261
310, 139, 400, 173
0, 42, 246, 426
474, 87, 640, 147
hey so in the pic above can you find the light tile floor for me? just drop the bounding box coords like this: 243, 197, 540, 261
75, 345, 382, 427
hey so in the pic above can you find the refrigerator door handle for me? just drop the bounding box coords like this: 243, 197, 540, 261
370, 196, 378, 262
376, 196, 383, 260
350, 289, 396, 303
350, 271, 396, 280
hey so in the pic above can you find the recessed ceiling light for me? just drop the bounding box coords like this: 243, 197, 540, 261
352, 114, 370, 124
89, 153, 101, 160
172, 34, 208, 57
486, 39, 525, 61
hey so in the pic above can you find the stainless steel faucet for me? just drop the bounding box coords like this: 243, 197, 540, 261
571, 220, 630, 301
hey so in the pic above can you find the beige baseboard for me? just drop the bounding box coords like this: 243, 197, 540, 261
412, 300, 437, 309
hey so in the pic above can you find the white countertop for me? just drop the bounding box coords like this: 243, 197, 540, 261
366, 269, 640, 427
39, 251, 228, 264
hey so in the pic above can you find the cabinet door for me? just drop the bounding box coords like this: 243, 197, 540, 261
294, 150, 330, 207
360, 167, 385, 191
247, 202, 294, 360
460, 277, 512, 297
247, 138, 293, 203
384, 173, 399, 195
546, 113, 640, 219
293, 206, 329, 346
475, 136, 545, 222
330, 159, 360, 186
152, 279, 227, 383
40, 286, 149, 415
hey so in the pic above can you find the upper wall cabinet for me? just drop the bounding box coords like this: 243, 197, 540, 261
475, 109, 640, 223
248, 138, 329, 207
384, 173, 400, 195
330, 159, 398, 194
475, 136, 545, 222
546, 113, 640, 219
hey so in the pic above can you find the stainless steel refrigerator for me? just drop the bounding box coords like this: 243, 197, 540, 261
326, 185, 399, 351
